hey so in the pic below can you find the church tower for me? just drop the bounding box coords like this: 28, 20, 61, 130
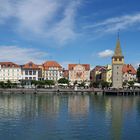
112, 35, 124, 88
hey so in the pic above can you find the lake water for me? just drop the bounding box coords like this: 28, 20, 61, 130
0, 94, 140, 140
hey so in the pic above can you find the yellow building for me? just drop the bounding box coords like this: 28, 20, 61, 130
90, 66, 106, 82
102, 65, 112, 83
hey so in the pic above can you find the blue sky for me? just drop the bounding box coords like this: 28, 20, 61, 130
0, 0, 140, 69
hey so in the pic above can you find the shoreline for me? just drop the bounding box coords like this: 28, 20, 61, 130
0, 88, 140, 96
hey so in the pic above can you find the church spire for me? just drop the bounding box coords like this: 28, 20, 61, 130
113, 31, 123, 57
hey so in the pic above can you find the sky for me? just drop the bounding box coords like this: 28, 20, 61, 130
0, 0, 140, 69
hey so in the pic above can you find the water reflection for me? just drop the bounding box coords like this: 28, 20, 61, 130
0, 94, 61, 120
104, 97, 138, 140
68, 95, 89, 116
0, 94, 140, 140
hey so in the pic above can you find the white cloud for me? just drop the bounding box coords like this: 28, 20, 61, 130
0, 46, 49, 64
0, 0, 80, 44
0, 0, 15, 23
98, 49, 114, 58
16, 0, 59, 34
84, 13, 140, 35
49, 1, 80, 44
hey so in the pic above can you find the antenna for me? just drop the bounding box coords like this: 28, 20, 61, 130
117, 29, 120, 40
78, 59, 80, 64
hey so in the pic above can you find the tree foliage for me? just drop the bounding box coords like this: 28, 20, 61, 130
58, 78, 69, 84
78, 82, 85, 87
137, 65, 140, 83
0, 81, 5, 88
45, 80, 55, 86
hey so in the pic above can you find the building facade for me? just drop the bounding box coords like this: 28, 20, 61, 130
101, 65, 112, 83
112, 37, 124, 88
68, 64, 90, 85
90, 66, 106, 83
62, 69, 69, 80
43, 61, 63, 81
122, 64, 136, 82
22, 62, 40, 81
0, 62, 21, 83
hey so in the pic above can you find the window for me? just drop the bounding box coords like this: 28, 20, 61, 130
29, 71, 32, 75
33, 77, 36, 80
25, 70, 28, 75
33, 71, 36, 75
29, 77, 32, 80
119, 58, 122, 61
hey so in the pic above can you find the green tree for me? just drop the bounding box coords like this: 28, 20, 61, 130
12, 83, 17, 88
37, 81, 45, 88
7, 80, 12, 88
45, 80, 55, 87
20, 80, 26, 88
90, 81, 99, 88
31, 80, 38, 87
78, 81, 85, 87
58, 78, 69, 84
0, 81, 5, 88
101, 81, 110, 89
137, 65, 140, 83
128, 81, 134, 86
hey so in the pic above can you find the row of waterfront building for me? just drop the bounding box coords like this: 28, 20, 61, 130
0, 36, 138, 87
0, 61, 90, 86
0, 61, 137, 86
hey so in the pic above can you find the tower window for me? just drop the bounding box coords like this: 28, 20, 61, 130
119, 58, 122, 61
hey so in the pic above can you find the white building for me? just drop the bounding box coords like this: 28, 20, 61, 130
43, 61, 63, 81
22, 62, 40, 81
122, 64, 137, 82
0, 62, 21, 83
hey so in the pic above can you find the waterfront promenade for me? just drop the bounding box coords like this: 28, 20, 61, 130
0, 88, 140, 96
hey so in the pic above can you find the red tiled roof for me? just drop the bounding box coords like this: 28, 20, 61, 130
43, 61, 62, 70
122, 64, 136, 75
22, 61, 39, 69
68, 64, 90, 71
0, 62, 20, 68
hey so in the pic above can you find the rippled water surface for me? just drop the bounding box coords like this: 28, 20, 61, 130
0, 94, 140, 140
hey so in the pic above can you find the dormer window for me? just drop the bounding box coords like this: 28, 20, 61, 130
29, 63, 32, 68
